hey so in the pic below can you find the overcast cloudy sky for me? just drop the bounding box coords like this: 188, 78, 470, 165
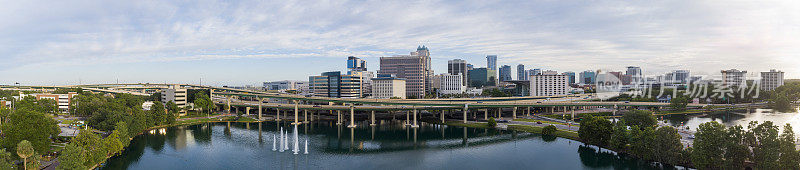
1, 0, 798, 86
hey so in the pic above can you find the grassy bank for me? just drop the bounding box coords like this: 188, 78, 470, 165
512, 118, 578, 126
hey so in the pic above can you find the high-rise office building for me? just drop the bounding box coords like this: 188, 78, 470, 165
579, 70, 596, 84
466, 64, 474, 70
626, 66, 643, 84
372, 74, 406, 99
561, 72, 576, 85
517, 64, 526, 80
161, 86, 187, 114
432, 73, 466, 94
530, 71, 569, 96
468, 68, 497, 87
761, 69, 785, 91
309, 71, 368, 98
347, 56, 367, 72
378, 46, 434, 97
721, 69, 747, 87
529, 69, 541, 76
486, 55, 497, 70
448, 59, 469, 85
499, 65, 512, 82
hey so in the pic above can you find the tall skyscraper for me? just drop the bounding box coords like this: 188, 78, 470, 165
486, 55, 497, 70
626, 66, 643, 84
529, 69, 541, 76
517, 64, 526, 80
448, 59, 469, 85
309, 71, 367, 98
579, 70, 596, 84
347, 56, 367, 72
378, 46, 434, 97
530, 71, 569, 96
761, 69, 784, 91
499, 65, 512, 82
561, 72, 576, 85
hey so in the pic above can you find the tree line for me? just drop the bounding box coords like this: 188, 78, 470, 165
578, 110, 800, 169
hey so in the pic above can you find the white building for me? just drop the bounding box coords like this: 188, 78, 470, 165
433, 73, 466, 95
263, 80, 309, 92
372, 74, 406, 99
761, 69, 784, 91
17, 92, 78, 113
161, 86, 187, 114
721, 69, 747, 87
529, 72, 569, 96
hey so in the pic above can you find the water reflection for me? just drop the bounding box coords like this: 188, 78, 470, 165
664, 108, 800, 132
102, 120, 662, 170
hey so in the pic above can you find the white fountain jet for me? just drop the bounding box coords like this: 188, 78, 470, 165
304, 138, 309, 154
284, 130, 290, 150
279, 128, 285, 152
272, 134, 277, 151
293, 124, 299, 154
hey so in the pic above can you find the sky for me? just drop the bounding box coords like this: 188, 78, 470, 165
1, 0, 799, 86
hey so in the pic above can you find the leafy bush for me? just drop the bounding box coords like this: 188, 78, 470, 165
487, 118, 497, 128
542, 125, 557, 136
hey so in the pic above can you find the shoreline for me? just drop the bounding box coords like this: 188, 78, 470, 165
87, 115, 264, 169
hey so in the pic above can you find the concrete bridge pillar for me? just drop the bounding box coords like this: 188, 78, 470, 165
497, 108, 501, 119
348, 105, 356, 128
370, 110, 376, 126
571, 106, 575, 122
337, 110, 342, 125
484, 109, 488, 120
246, 107, 250, 116
440, 110, 445, 123
513, 107, 517, 119
527, 107, 531, 117
310, 110, 315, 121
258, 98, 262, 120
304, 110, 308, 123
412, 108, 418, 128
294, 100, 299, 124
276, 108, 281, 121
463, 105, 468, 123
226, 97, 231, 113
405, 110, 410, 126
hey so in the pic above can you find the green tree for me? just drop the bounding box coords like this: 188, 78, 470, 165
609, 120, 629, 151
115, 121, 130, 147
1, 109, 60, 153
148, 101, 167, 126
578, 114, 613, 147
16, 140, 34, 170
629, 126, 655, 160
622, 110, 656, 130
692, 121, 726, 169
542, 125, 557, 136
487, 118, 497, 128
652, 126, 684, 165
57, 143, 86, 170
73, 130, 106, 166
778, 124, 800, 169
128, 110, 148, 137
669, 95, 689, 111
0, 149, 13, 170
104, 129, 124, 156
747, 121, 781, 170
723, 125, 751, 169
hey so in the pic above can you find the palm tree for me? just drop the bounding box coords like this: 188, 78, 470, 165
16, 140, 34, 170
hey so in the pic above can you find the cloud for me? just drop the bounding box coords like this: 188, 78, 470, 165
0, 0, 798, 84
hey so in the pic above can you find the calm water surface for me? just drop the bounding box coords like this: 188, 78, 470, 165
663, 108, 800, 132
102, 120, 677, 170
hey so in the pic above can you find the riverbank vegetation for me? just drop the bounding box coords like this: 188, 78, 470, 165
0, 96, 61, 169
577, 109, 800, 168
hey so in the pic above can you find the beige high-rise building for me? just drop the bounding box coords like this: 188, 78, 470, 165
761, 69, 784, 91
378, 46, 433, 98
372, 74, 407, 99
721, 69, 747, 87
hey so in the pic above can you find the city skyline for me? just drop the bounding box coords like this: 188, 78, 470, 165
2, 0, 798, 86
